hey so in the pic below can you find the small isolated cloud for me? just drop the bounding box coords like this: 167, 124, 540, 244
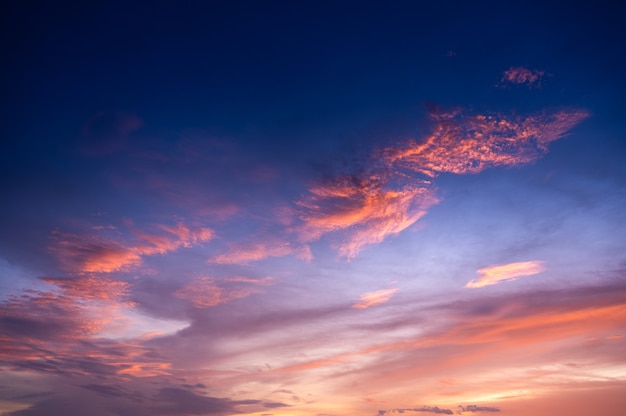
353, 288, 399, 309
500, 67, 545, 87
222, 276, 274, 285
465, 260, 546, 288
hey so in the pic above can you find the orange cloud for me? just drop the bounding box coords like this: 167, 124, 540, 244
501, 66, 545, 86
270, 284, 626, 395
353, 288, 399, 309
465, 261, 546, 288
297, 108, 587, 259
298, 176, 438, 259
174, 276, 265, 308
211, 241, 312, 264
52, 222, 213, 274
384, 109, 589, 177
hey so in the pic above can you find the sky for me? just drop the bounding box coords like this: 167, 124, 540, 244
1, 1, 626, 415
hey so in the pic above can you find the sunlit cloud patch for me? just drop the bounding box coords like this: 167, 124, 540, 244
353, 288, 399, 309
465, 261, 546, 288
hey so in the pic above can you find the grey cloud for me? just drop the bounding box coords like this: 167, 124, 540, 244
0, 315, 68, 340
153, 387, 234, 415
7, 397, 121, 416
458, 405, 500, 413
261, 401, 290, 408
377, 406, 454, 415
152, 387, 288, 415
79, 384, 143, 402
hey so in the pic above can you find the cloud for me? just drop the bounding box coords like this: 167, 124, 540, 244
383, 108, 589, 177
298, 177, 438, 259
153, 388, 235, 415
174, 276, 266, 308
152, 388, 288, 415
210, 240, 312, 264
465, 260, 546, 288
297, 107, 588, 258
377, 406, 454, 415
0, 275, 172, 381
500, 67, 545, 87
0, 276, 133, 344
353, 288, 399, 309
51, 222, 213, 274
458, 404, 500, 413
40, 276, 135, 305
268, 281, 626, 395
222, 276, 274, 285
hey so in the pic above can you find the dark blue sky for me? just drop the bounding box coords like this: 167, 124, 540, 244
4, 1, 625, 150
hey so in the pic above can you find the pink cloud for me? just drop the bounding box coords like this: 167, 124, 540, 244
211, 240, 312, 264
353, 288, 399, 309
51, 222, 213, 274
222, 276, 274, 285
501, 66, 545, 87
384, 109, 589, 177
174, 276, 269, 308
297, 174, 439, 259
465, 261, 546, 288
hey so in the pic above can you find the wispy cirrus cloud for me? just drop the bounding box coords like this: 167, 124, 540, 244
353, 288, 399, 309
465, 260, 546, 288
297, 176, 438, 259
174, 275, 272, 308
51, 222, 213, 274
500, 66, 546, 87
210, 240, 312, 264
297, 107, 588, 258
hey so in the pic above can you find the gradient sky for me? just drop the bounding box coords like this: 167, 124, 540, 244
1, 2, 626, 416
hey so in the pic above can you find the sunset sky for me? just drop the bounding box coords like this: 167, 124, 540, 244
1, 2, 626, 415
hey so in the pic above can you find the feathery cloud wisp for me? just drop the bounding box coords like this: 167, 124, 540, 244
353, 288, 399, 309
465, 261, 546, 288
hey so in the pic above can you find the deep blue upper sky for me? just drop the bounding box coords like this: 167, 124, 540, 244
3, 1, 625, 152
2, 0, 625, 271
